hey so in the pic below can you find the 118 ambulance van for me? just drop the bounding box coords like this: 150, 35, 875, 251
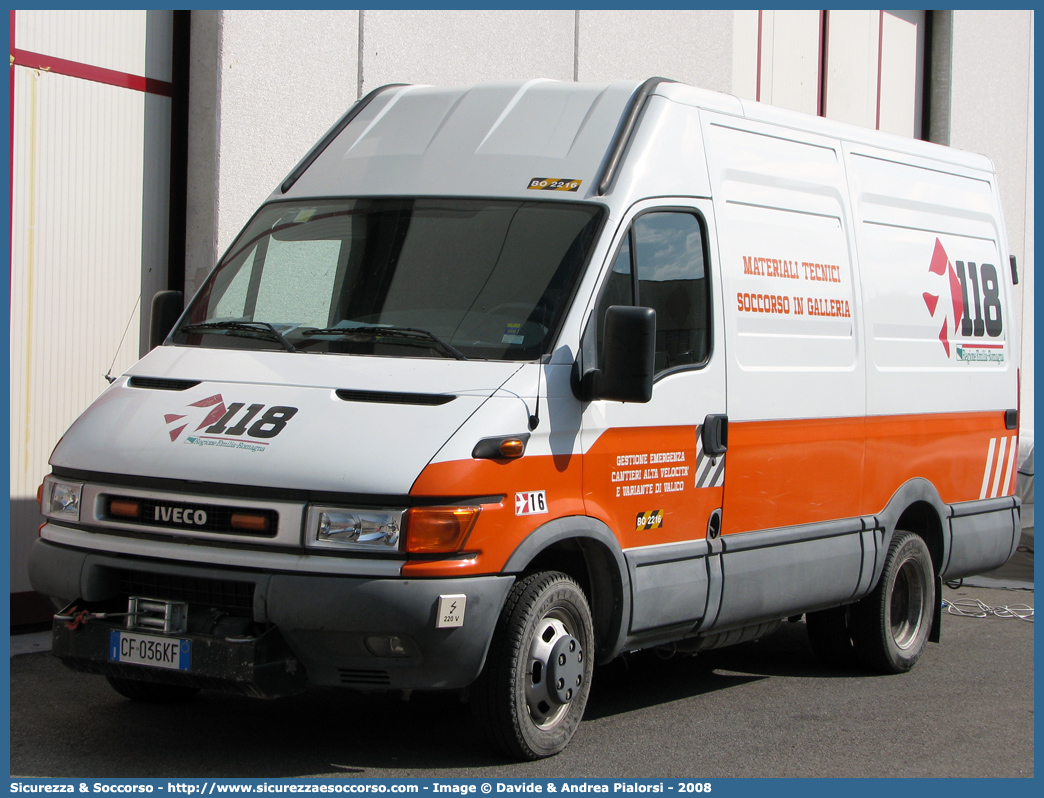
31, 78, 1021, 759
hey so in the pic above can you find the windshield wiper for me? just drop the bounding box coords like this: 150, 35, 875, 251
179, 321, 298, 353
301, 326, 467, 360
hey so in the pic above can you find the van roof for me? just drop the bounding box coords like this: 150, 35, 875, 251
277, 78, 995, 204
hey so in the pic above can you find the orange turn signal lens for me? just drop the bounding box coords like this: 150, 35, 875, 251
109, 500, 140, 519
231, 513, 269, 532
498, 438, 526, 458
405, 507, 480, 554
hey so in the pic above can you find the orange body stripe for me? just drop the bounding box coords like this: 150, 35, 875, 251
405, 410, 1014, 575
723, 411, 1012, 535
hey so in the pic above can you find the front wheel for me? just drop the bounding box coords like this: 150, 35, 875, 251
851, 531, 936, 673
471, 571, 594, 760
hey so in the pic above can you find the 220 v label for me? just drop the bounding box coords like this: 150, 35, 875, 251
109, 631, 191, 671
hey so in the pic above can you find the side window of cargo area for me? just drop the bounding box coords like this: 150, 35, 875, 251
596, 211, 711, 373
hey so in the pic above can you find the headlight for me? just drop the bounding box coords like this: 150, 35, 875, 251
40, 476, 84, 523
306, 506, 403, 551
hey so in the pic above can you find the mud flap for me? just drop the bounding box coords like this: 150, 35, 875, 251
929, 574, 942, 643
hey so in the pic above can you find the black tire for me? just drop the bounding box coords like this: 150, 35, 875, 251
471, 571, 594, 760
106, 675, 200, 703
805, 605, 857, 668
851, 531, 936, 673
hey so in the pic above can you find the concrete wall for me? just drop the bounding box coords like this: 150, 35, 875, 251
362, 10, 574, 89
576, 10, 732, 89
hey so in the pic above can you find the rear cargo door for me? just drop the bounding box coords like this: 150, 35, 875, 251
579, 199, 727, 635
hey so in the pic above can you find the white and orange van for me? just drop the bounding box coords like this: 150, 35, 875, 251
31, 78, 1021, 759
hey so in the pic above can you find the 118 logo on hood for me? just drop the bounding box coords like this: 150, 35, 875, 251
165, 394, 298, 447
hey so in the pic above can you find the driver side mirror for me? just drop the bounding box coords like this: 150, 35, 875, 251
581, 305, 656, 403
150, 290, 184, 350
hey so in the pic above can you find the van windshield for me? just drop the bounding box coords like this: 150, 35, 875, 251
174, 198, 605, 361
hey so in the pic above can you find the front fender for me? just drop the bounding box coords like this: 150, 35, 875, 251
504, 515, 631, 664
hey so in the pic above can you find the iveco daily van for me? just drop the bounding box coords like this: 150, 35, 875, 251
31, 78, 1021, 759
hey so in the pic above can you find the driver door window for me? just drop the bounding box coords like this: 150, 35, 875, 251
594, 211, 711, 373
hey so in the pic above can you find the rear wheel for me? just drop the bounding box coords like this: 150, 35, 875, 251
851, 531, 935, 673
471, 571, 594, 760
106, 675, 199, 703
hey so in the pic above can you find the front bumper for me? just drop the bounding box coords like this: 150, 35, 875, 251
52, 614, 306, 698
31, 538, 515, 693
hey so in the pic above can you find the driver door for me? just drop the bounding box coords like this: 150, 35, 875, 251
580, 200, 727, 635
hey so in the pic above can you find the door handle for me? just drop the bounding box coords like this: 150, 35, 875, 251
702, 414, 728, 456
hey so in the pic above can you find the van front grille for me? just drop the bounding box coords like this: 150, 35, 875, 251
103, 495, 279, 538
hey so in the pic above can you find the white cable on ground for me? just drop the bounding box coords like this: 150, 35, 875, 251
943, 598, 1034, 622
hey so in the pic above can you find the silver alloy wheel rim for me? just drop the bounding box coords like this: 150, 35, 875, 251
525, 611, 580, 728
890, 557, 925, 650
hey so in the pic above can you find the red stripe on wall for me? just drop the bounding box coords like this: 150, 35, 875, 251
9, 9, 15, 293
756, 10, 763, 102
818, 10, 828, 117
11, 47, 172, 97
875, 10, 884, 130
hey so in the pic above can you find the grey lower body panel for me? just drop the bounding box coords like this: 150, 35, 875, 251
626, 541, 709, 633
941, 496, 1021, 580
621, 517, 878, 642
711, 517, 878, 631
30, 538, 514, 692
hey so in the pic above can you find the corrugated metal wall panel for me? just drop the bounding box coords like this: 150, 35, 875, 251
15, 10, 173, 81
731, 9, 760, 100
733, 10, 925, 138
10, 13, 172, 598
824, 10, 879, 130
878, 10, 925, 138
758, 9, 820, 116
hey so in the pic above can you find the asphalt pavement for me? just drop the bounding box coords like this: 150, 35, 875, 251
10, 530, 1033, 778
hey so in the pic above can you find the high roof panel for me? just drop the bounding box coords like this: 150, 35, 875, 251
281, 80, 641, 202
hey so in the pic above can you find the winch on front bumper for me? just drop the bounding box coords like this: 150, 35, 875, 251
31, 537, 516, 696
51, 598, 307, 699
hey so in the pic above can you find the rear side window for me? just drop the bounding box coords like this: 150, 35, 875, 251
592, 211, 712, 374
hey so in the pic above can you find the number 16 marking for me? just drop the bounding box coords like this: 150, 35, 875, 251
515, 490, 548, 516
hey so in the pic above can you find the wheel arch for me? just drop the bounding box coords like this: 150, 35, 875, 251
874, 478, 950, 577
502, 515, 631, 665
873, 478, 949, 644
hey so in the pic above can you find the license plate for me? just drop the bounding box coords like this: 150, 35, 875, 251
109, 630, 191, 671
